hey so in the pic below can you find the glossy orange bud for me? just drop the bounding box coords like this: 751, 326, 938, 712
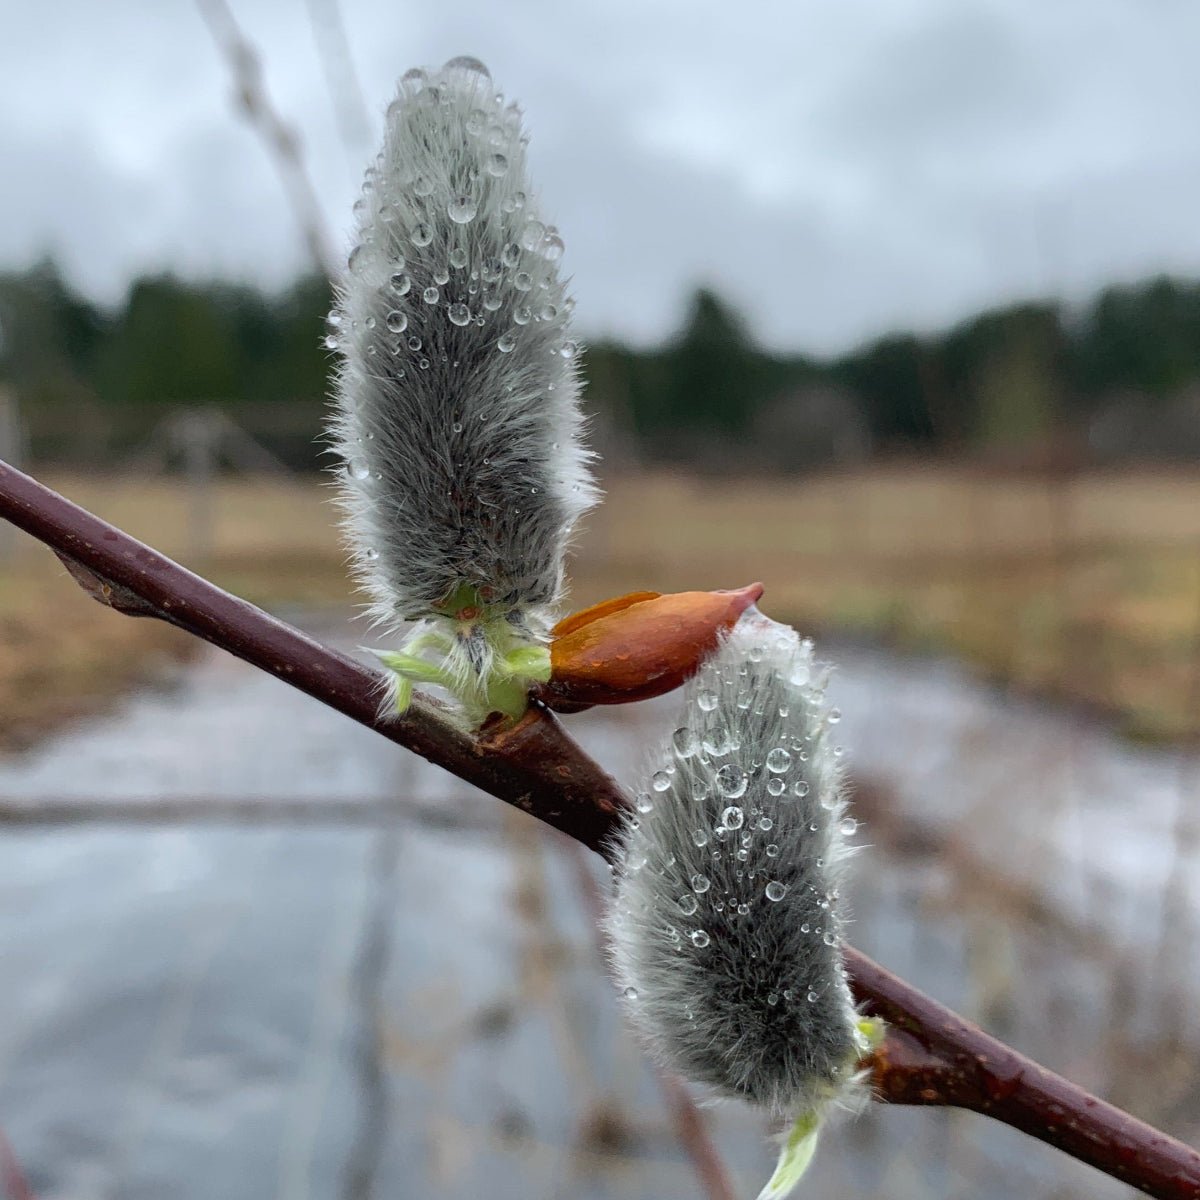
535, 583, 765, 711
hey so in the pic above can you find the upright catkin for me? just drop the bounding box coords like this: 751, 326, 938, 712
326, 58, 597, 722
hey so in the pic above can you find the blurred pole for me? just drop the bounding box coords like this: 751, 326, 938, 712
180, 409, 216, 569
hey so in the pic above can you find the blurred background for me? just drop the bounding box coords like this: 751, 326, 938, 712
2, 1, 1200, 1197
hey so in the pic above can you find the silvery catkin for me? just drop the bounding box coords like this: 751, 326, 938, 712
608, 611, 874, 1193
326, 58, 597, 721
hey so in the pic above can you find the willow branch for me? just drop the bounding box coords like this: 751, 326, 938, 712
0, 461, 622, 852
1, 460, 1197, 1200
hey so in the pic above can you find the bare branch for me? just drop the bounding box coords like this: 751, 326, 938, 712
0, 461, 623, 853
1, 458, 1198, 1199
194, 0, 339, 278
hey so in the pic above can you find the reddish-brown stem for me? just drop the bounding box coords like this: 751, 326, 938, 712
0, 461, 622, 854
850, 950, 1200, 1197
1, 460, 1198, 1200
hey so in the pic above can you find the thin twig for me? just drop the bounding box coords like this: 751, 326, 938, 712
1, 459, 1198, 1200
304, 0, 373, 165
195, 0, 339, 277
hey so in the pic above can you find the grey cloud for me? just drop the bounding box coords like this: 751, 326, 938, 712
4, 0, 1200, 354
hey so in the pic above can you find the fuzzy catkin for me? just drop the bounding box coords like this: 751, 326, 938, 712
328, 57, 597, 630
608, 611, 862, 1116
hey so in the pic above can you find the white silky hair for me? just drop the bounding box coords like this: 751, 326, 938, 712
607, 611, 864, 1117
327, 57, 598, 630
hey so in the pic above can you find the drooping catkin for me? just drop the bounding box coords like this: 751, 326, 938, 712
607, 611, 868, 1123
327, 57, 597, 634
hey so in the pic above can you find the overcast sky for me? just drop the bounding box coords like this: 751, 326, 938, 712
4, 0, 1200, 353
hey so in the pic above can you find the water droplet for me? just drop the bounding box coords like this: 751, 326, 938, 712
766, 748, 792, 774
514, 271, 532, 291
767, 778, 785, 796
364, 547, 378, 560
807, 989, 820, 1003
407, 335, 422, 351
513, 305, 532, 325
651, 770, 671, 793
412, 175, 434, 197
390, 272, 411, 295
716, 768, 748, 801
634, 791, 654, 814
346, 458, 370, 480
839, 817, 858, 837
697, 688, 719, 712
323, 334, 338, 350
678, 894, 698, 916
497, 332, 517, 353
691, 873, 710, 894
451, 421, 463, 434
793, 780, 810, 798
423, 286, 439, 304
386, 310, 407, 333
560, 340, 578, 359
541, 232, 565, 261
828, 708, 842, 724
690, 930, 710, 948
622, 985, 638, 1000
765, 843, 779, 857
691, 828, 709, 848
449, 247, 468, 269
520, 220, 546, 250
672, 727, 698, 759
448, 302, 471, 326
823, 931, 837, 946
720, 804, 745, 830
759, 816, 774, 831
820, 791, 837, 811
347, 244, 366, 274
433, 266, 450, 285
448, 194, 478, 223
486, 152, 508, 176
411, 222, 433, 246
703, 731, 734, 757
443, 55, 491, 81
765, 881, 788, 902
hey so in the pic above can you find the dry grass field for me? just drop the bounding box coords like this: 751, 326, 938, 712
2, 463, 1199, 745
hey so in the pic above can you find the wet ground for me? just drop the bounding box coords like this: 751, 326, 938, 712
0, 617, 1196, 1199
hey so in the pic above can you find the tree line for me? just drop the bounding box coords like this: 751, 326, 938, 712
2, 258, 1199, 468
